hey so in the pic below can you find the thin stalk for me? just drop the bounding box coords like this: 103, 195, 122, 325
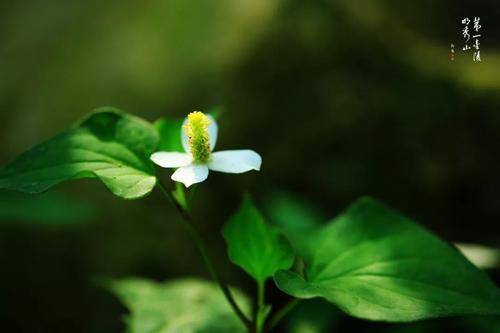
157, 183, 252, 330
258, 281, 265, 310
268, 299, 301, 330
256, 281, 266, 333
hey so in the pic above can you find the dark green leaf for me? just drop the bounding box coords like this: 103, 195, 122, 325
106, 277, 251, 333
275, 197, 500, 322
0, 108, 158, 199
222, 196, 294, 284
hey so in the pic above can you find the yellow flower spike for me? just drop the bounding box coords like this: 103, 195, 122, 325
184, 111, 212, 163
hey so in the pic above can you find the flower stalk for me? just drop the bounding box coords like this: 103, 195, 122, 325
256, 281, 266, 333
157, 182, 253, 330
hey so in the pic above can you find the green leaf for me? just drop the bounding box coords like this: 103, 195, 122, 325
274, 197, 500, 322
222, 196, 294, 284
0, 108, 158, 200
106, 277, 251, 333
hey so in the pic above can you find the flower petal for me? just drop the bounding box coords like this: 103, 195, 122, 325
207, 114, 218, 151
171, 164, 209, 187
181, 114, 218, 153
151, 152, 192, 168
181, 121, 190, 153
208, 150, 262, 174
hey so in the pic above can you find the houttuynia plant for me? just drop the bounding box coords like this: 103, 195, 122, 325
1, 107, 499, 333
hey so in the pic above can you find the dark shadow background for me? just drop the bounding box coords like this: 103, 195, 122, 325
0, 0, 499, 332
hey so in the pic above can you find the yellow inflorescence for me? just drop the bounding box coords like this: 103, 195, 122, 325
184, 111, 211, 163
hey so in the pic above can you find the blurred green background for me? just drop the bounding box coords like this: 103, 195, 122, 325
1, 0, 499, 332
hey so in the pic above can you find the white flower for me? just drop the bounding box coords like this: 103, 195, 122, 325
151, 111, 262, 187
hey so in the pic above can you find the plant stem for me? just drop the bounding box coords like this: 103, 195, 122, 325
157, 183, 252, 330
256, 281, 265, 333
268, 299, 301, 330
258, 281, 265, 310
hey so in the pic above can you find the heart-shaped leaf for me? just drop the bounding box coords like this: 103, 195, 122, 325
223, 196, 294, 284
275, 197, 500, 322
0, 108, 158, 199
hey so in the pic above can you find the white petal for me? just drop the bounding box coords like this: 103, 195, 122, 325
207, 114, 218, 151
151, 152, 192, 168
181, 114, 218, 153
208, 150, 262, 174
181, 120, 190, 153
171, 164, 209, 187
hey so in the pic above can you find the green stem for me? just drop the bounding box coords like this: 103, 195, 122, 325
157, 183, 252, 330
268, 299, 301, 330
258, 281, 265, 310
256, 281, 265, 333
